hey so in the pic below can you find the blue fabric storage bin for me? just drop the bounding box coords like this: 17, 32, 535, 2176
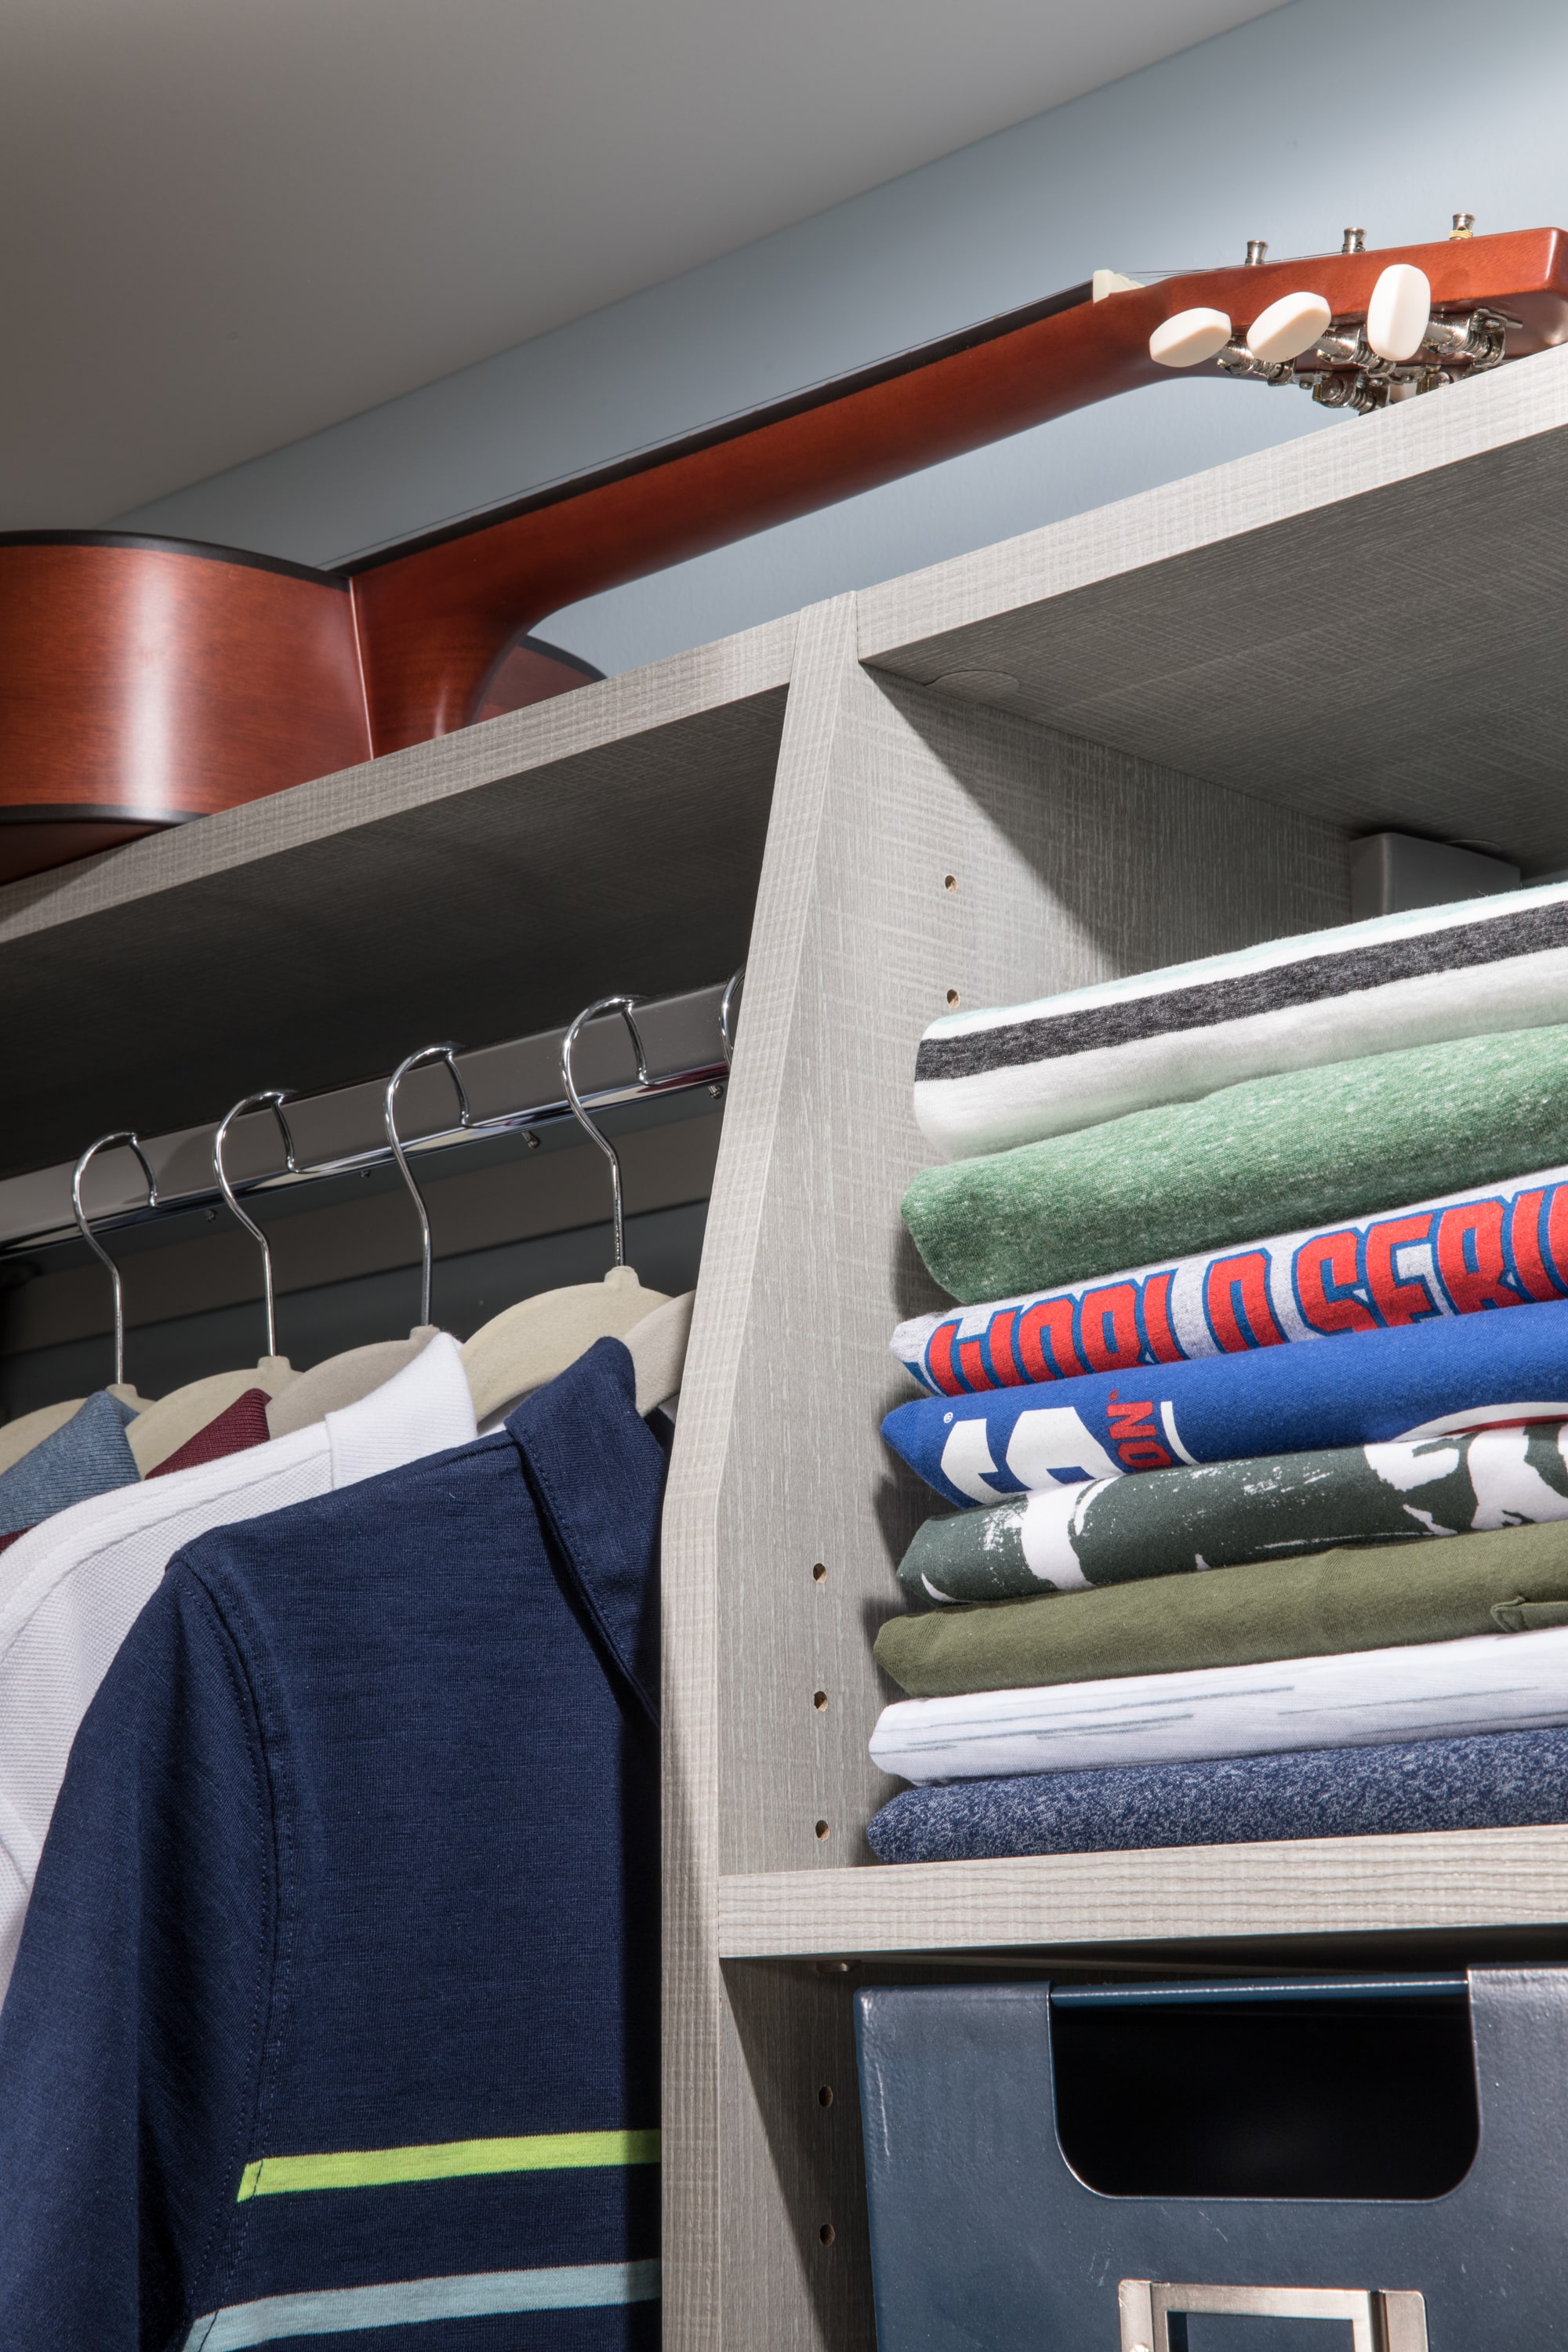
854, 1970, 1568, 2350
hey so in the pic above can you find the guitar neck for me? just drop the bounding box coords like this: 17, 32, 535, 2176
347, 226, 1568, 755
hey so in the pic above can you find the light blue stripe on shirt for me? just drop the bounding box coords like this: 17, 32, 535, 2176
183, 2257, 661, 2348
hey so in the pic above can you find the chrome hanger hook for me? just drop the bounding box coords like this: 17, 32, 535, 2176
71, 1131, 158, 1388
385, 1044, 473, 1327
214, 1091, 299, 1360
719, 963, 746, 1066
561, 996, 648, 1269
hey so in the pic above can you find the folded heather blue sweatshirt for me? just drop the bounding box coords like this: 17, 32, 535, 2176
0, 1339, 663, 2350
867, 1725, 1568, 1864
884, 1294, 1568, 1505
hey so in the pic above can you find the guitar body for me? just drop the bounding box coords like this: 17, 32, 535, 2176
2, 227, 1565, 882
0, 536, 366, 883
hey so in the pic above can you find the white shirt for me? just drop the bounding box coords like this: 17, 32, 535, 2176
0, 1332, 476, 2003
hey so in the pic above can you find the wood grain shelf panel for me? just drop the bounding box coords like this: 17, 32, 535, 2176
858, 346, 1568, 869
0, 618, 792, 1176
717, 1829, 1568, 1958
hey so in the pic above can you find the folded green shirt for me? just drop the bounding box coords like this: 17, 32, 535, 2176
902, 1021, 1568, 1304
874, 1518, 1568, 1697
900, 1421, 1568, 1604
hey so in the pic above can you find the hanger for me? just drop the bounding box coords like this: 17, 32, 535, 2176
0, 1134, 159, 1472
125, 1093, 299, 1475
462, 996, 670, 1424
267, 1044, 463, 1437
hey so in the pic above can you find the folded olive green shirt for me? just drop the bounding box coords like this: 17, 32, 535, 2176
902, 1020, 1568, 1305
874, 1519, 1568, 1697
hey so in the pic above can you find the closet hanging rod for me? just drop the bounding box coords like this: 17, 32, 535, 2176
0, 978, 735, 1264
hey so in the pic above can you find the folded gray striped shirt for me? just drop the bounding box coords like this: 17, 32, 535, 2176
915, 879, 1568, 1160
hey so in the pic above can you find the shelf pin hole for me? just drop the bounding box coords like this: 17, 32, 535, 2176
815, 1819, 830, 1841
818, 2223, 836, 2246
813, 1690, 828, 1711
946, 988, 960, 1008
818, 2085, 834, 2107
943, 873, 957, 893
812, 1562, 827, 1583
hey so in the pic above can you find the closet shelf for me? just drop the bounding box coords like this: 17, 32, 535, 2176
858, 342, 1568, 871
714, 1830, 1568, 1960
0, 616, 790, 1180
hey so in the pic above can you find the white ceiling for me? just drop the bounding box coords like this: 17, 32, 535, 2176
2, 0, 1285, 531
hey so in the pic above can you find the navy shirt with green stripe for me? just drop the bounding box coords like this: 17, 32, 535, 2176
0, 1339, 663, 2351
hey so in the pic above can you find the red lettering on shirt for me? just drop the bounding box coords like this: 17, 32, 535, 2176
1508, 1189, 1560, 1301
1118, 1438, 1174, 1469
1436, 1199, 1521, 1315
1108, 1390, 1159, 1439
1294, 1229, 1378, 1334
1138, 1271, 1185, 1363
1363, 1214, 1436, 1324
924, 1320, 963, 1395
982, 1305, 1022, 1388
1203, 1252, 1287, 1353
1545, 1184, 1568, 1293
1078, 1283, 1142, 1374
1016, 1296, 1083, 1383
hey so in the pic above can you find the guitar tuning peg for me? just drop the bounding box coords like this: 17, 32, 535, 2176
1367, 262, 1432, 361
1149, 307, 1232, 368
1247, 291, 1333, 364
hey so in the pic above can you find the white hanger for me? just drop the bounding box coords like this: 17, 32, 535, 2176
463, 996, 668, 1423
623, 1290, 692, 1417
267, 1043, 471, 1439
124, 1094, 298, 1474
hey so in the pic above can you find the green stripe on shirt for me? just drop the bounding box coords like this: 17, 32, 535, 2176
236, 2128, 659, 2201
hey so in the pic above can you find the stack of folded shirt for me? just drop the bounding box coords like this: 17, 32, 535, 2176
871, 880, 1568, 1863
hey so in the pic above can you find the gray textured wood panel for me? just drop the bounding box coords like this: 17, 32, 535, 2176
859, 350, 1568, 868
717, 1826, 1568, 1958
721, 1963, 874, 2352
0, 627, 790, 1178
664, 601, 862, 2352
663, 597, 1348, 2349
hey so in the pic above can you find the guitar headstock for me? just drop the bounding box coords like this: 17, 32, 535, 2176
1134, 220, 1568, 412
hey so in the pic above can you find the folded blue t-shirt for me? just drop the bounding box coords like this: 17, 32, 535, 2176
884, 1294, 1568, 1507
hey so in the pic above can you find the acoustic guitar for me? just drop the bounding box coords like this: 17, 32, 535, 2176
2, 219, 1564, 884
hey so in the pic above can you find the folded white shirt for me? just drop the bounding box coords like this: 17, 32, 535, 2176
869, 1623, 1568, 1785
0, 1331, 476, 2004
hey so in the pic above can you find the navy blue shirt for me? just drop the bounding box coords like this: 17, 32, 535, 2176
0, 1340, 664, 2351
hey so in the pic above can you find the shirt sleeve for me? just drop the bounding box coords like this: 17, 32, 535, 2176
0, 1563, 276, 2350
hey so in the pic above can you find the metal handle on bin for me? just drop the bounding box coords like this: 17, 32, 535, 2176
1119, 2278, 1428, 2352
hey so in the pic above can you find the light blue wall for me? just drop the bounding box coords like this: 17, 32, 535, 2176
118, 0, 1568, 678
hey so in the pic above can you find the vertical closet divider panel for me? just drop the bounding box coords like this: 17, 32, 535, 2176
663, 595, 1348, 2350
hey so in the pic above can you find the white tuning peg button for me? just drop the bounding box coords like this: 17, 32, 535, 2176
1367, 263, 1431, 361
1246, 290, 1332, 364
1149, 307, 1232, 368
